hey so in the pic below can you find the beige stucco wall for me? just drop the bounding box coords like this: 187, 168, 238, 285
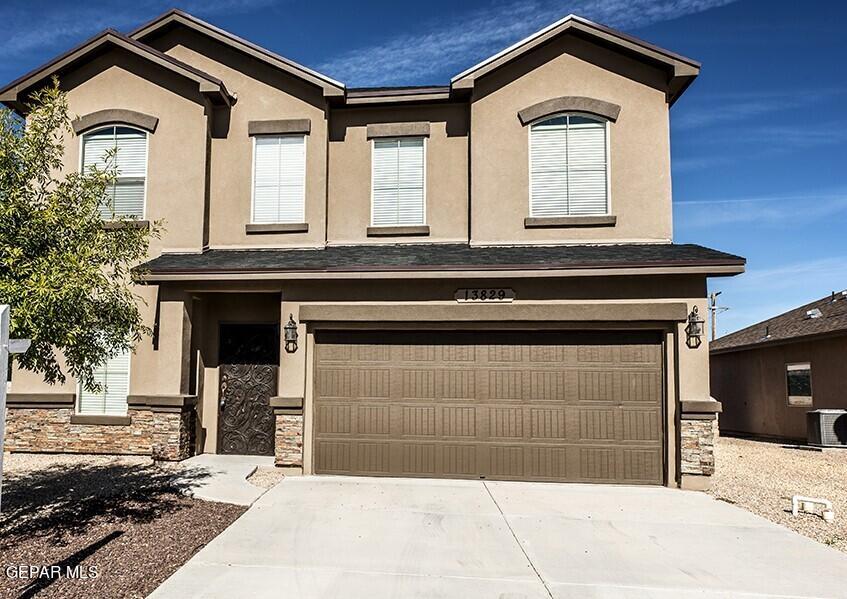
327, 104, 470, 245
60, 48, 210, 255
9, 47, 210, 397
470, 35, 673, 245
147, 29, 329, 250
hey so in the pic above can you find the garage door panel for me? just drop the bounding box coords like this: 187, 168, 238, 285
401, 405, 437, 437
622, 408, 662, 442
314, 331, 664, 484
623, 448, 662, 483
530, 407, 567, 439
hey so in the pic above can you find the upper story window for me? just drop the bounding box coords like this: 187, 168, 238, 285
252, 135, 306, 224
529, 114, 609, 217
81, 126, 147, 219
78, 349, 130, 416
371, 137, 425, 226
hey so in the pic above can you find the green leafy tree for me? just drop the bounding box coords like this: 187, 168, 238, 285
0, 81, 160, 391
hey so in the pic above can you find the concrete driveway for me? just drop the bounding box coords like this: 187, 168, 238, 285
151, 476, 847, 598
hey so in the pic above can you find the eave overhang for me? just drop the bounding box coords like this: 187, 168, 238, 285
135, 243, 745, 282
0, 29, 233, 113
450, 14, 700, 105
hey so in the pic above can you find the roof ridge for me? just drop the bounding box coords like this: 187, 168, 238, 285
129, 8, 345, 92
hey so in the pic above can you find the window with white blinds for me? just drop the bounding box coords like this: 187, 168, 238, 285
529, 115, 608, 217
252, 135, 306, 224
78, 349, 130, 416
371, 137, 425, 226
82, 126, 147, 219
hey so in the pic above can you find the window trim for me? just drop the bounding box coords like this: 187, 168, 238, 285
785, 362, 813, 408
76, 349, 132, 417
527, 112, 611, 219
79, 124, 149, 220
250, 133, 308, 225
369, 136, 427, 228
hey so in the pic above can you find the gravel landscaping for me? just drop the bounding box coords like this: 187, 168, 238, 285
247, 466, 286, 490
0, 453, 245, 599
711, 436, 847, 552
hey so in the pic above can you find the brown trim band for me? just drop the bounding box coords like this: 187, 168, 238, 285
72, 109, 159, 134
524, 216, 616, 228
70, 414, 132, 426
246, 223, 309, 234
366, 122, 430, 139
270, 396, 303, 408
248, 119, 311, 136
518, 96, 621, 124
127, 394, 197, 412
680, 400, 722, 414
681, 413, 717, 421
103, 220, 150, 230
366, 225, 430, 237
300, 302, 688, 323
6, 393, 75, 409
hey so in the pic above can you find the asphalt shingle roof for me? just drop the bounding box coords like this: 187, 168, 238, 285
139, 243, 744, 276
711, 290, 847, 353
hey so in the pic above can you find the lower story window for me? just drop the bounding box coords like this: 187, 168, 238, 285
78, 349, 130, 415
786, 362, 812, 407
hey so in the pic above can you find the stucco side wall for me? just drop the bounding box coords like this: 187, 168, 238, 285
327, 104, 470, 245
147, 29, 329, 250
711, 335, 847, 441
60, 48, 209, 255
470, 35, 672, 245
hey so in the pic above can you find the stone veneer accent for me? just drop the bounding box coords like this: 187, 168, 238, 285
680, 417, 717, 476
4, 405, 195, 461
275, 413, 304, 467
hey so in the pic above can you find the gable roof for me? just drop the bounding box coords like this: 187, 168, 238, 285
711, 290, 847, 354
451, 14, 700, 105
0, 28, 233, 112
130, 9, 345, 97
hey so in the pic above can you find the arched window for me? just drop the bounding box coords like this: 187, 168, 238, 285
529, 114, 609, 217
81, 125, 147, 219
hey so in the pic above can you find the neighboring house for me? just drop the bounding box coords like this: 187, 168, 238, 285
711, 291, 847, 442
0, 9, 744, 490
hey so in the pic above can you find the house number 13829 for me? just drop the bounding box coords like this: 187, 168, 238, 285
455, 288, 515, 303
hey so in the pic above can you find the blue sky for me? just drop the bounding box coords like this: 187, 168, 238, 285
2, 0, 845, 337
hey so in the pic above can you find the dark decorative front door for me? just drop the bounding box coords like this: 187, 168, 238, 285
218, 324, 279, 456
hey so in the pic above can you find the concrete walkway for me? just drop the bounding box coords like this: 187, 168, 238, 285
151, 476, 847, 598
175, 454, 274, 506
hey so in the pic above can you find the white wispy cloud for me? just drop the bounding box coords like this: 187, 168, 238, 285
318, 0, 738, 86
673, 89, 847, 130
676, 189, 847, 228
0, 0, 276, 59
672, 118, 847, 173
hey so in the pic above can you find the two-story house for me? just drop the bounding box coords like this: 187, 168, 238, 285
1, 10, 744, 490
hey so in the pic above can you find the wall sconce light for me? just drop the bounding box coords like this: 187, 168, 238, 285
685, 306, 704, 349
283, 314, 299, 353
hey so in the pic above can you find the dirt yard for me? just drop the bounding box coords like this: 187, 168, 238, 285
0, 453, 245, 599
711, 436, 847, 553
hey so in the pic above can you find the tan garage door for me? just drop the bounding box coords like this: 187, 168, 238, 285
313, 331, 664, 484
